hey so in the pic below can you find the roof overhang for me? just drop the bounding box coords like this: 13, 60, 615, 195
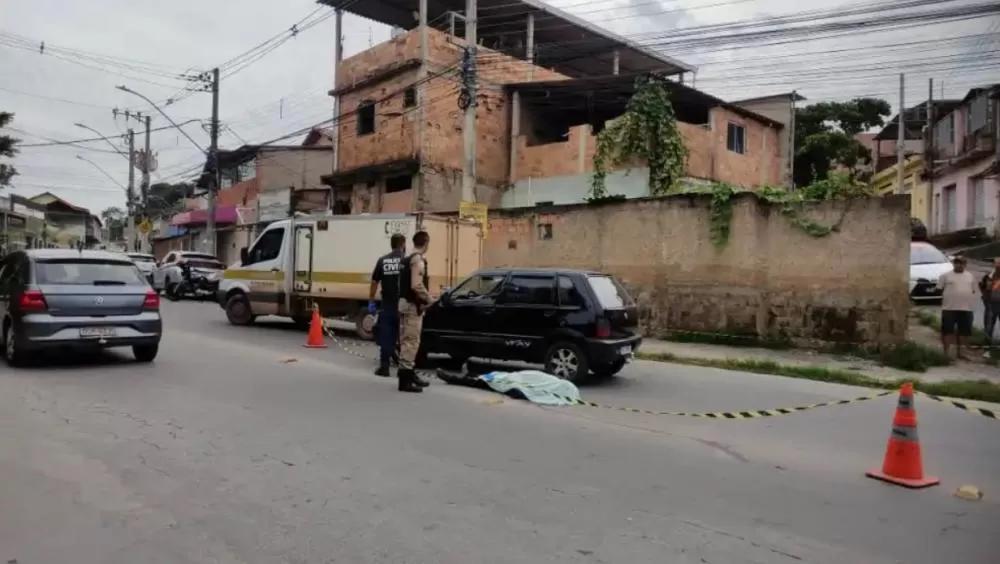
318, 0, 694, 78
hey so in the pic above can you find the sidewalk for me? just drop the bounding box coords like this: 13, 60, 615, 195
638, 338, 1000, 386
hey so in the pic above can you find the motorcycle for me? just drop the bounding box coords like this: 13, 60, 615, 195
166, 262, 220, 301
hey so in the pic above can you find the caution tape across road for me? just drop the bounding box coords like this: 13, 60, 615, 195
566, 391, 896, 419
918, 393, 998, 420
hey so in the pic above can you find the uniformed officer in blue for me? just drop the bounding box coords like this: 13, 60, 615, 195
368, 233, 406, 376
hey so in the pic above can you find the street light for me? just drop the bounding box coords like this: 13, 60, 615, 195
75, 155, 127, 192
73, 123, 130, 161
115, 85, 206, 154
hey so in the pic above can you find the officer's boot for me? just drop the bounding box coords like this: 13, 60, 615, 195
374, 364, 391, 377
397, 369, 423, 393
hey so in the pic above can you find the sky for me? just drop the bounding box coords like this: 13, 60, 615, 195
1, 0, 997, 214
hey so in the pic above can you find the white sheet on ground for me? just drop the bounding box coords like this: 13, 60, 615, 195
479, 370, 581, 406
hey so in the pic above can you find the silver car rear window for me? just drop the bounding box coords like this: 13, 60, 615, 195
35, 259, 146, 285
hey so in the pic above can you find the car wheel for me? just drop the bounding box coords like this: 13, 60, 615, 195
355, 307, 376, 341
3, 321, 28, 367
593, 358, 627, 378
225, 294, 255, 326
544, 341, 589, 382
133, 344, 159, 363
165, 283, 182, 301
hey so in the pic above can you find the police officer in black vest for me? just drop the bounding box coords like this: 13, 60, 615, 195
369, 233, 406, 376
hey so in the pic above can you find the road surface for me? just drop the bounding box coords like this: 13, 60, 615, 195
1, 301, 998, 563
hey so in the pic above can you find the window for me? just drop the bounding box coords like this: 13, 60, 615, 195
557, 276, 584, 308
385, 175, 412, 193
247, 228, 285, 264
404, 87, 417, 108
971, 178, 986, 226
451, 273, 506, 300
587, 276, 633, 309
538, 223, 553, 240
35, 260, 146, 286
357, 100, 375, 135
967, 95, 989, 134
727, 122, 746, 154
163, 253, 177, 265
499, 275, 555, 305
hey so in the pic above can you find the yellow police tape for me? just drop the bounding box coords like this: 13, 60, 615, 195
318, 329, 998, 421
564, 391, 896, 419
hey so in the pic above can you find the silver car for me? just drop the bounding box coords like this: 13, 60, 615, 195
127, 252, 157, 285
0, 249, 162, 366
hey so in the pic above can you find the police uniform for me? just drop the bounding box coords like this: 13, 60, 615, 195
371, 248, 404, 372
398, 250, 431, 391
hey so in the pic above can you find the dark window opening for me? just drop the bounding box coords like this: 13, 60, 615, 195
558, 276, 584, 308
538, 223, 553, 240
358, 101, 375, 135
727, 122, 746, 154
385, 175, 412, 193
404, 87, 417, 108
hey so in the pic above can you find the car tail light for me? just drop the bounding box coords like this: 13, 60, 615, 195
18, 290, 47, 312
595, 317, 612, 339
143, 290, 160, 311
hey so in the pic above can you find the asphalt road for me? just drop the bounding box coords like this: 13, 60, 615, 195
2, 301, 998, 564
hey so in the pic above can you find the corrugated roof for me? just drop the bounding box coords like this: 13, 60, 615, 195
318, 0, 693, 77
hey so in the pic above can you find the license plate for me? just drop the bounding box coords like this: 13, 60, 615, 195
619, 345, 633, 355
80, 327, 117, 338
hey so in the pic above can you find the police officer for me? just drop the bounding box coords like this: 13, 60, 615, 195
369, 233, 406, 377
397, 230, 431, 393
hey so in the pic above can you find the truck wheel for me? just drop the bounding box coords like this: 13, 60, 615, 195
355, 307, 376, 341
225, 294, 255, 326
544, 341, 589, 383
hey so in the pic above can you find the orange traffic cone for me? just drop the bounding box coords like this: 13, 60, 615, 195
866, 382, 939, 488
303, 308, 328, 349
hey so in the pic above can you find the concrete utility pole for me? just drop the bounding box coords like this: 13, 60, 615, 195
461, 0, 478, 203
142, 115, 151, 211
927, 78, 934, 232
332, 9, 343, 175
896, 73, 905, 195
126, 129, 136, 252
206, 67, 220, 256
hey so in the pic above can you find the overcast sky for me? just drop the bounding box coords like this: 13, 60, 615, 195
1, 0, 996, 214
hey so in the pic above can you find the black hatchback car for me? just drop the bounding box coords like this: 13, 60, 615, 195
421, 268, 641, 382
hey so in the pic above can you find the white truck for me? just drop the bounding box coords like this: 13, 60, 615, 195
216, 213, 482, 338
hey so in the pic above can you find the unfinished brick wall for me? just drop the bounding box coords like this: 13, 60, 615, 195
337, 69, 420, 173
483, 194, 910, 347
514, 106, 783, 188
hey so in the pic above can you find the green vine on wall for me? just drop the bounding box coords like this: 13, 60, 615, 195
590, 76, 687, 200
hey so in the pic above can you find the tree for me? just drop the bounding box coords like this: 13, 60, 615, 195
0, 111, 19, 188
146, 181, 193, 218
101, 206, 126, 241
793, 98, 891, 187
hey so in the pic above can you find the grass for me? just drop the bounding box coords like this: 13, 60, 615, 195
636, 351, 1000, 404
661, 330, 793, 350
878, 341, 952, 372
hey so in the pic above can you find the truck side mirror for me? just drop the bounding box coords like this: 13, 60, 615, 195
240, 247, 249, 265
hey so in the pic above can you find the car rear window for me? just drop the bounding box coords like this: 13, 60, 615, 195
35, 260, 146, 286
587, 276, 634, 309
185, 259, 224, 269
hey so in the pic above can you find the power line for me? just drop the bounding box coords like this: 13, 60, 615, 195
17, 120, 203, 147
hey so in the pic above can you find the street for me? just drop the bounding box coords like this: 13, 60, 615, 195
1, 301, 999, 564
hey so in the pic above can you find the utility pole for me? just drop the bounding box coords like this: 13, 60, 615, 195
207, 67, 220, 256
926, 78, 934, 233
126, 129, 136, 252
460, 0, 478, 203
896, 73, 905, 195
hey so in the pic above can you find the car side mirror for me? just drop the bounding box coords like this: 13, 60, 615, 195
240, 247, 249, 265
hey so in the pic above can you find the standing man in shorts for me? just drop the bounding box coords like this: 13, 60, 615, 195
937, 255, 979, 360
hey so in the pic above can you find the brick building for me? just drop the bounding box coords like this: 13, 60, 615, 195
321, 0, 785, 214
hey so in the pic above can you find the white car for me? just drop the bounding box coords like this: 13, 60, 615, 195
127, 252, 157, 285
909, 242, 952, 301
153, 251, 224, 294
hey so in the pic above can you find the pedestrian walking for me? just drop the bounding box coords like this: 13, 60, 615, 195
979, 258, 1000, 343
937, 255, 979, 360
369, 233, 406, 377
397, 230, 432, 393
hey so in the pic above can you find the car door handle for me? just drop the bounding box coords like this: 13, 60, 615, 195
543, 311, 557, 317
270, 268, 280, 272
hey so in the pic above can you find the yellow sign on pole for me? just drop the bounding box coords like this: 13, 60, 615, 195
138, 218, 153, 234
459, 201, 488, 239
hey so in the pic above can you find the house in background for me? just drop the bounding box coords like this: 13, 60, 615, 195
871, 155, 929, 227
871, 100, 961, 175
28, 192, 101, 249
318, 1, 783, 214
0, 195, 46, 253
731, 92, 804, 188
927, 85, 999, 237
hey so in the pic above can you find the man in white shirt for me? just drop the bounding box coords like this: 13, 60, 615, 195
937, 256, 979, 359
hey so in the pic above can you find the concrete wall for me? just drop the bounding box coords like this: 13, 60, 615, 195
256, 149, 333, 193
483, 194, 910, 347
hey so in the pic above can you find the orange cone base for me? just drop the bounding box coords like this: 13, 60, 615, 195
866, 469, 940, 489
303, 343, 328, 349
